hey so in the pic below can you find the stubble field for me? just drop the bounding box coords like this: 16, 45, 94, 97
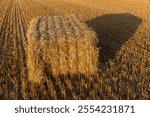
0, 0, 150, 99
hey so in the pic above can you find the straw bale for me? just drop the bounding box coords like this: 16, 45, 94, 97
27, 16, 99, 83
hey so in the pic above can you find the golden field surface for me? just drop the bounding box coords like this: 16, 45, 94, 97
0, 0, 149, 99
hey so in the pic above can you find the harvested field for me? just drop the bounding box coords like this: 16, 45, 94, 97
0, 0, 150, 99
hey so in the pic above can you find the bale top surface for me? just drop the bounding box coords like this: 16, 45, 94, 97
27, 16, 92, 40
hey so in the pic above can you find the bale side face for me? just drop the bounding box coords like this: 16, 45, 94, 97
27, 16, 99, 83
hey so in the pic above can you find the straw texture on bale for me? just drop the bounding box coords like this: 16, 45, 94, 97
27, 16, 99, 83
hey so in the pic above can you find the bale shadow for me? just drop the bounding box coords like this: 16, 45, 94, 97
86, 13, 142, 65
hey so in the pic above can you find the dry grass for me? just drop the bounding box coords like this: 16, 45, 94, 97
0, 0, 149, 99
27, 16, 99, 83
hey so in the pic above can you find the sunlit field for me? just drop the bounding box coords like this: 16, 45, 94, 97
0, 0, 149, 99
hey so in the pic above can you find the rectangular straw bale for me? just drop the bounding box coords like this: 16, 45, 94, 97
27, 15, 99, 83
